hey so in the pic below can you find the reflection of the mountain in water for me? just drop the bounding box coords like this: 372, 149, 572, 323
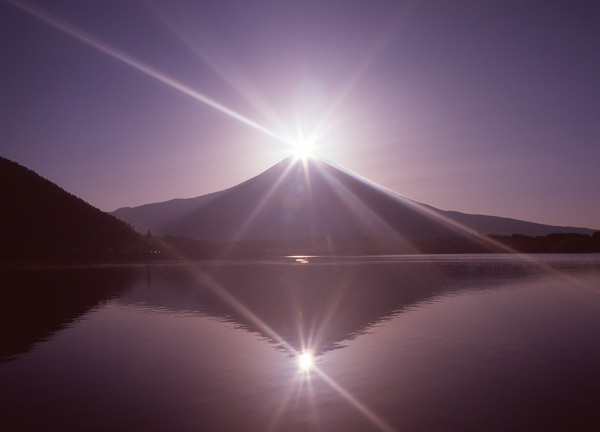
118, 258, 551, 357
0, 267, 135, 362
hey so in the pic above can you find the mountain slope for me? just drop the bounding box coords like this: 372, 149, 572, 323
112, 156, 594, 242
0, 156, 141, 258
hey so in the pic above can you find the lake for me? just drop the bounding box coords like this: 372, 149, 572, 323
1, 254, 599, 431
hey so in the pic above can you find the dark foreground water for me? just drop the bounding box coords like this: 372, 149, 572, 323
1, 254, 600, 432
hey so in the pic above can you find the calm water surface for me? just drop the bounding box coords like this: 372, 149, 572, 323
1, 254, 600, 431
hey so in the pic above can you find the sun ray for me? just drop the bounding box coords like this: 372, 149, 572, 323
266, 377, 304, 431
141, 2, 290, 137
6, 0, 288, 144
309, 158, 417, 247
183, 265, 400, 431
311, 363, 398, 432
310, 6, 408, 146
8, 3, 600, 432
307, 267, 357, 354
159, 249, 402, 432
315, 159, 600, 295
160, 215, 599, 432
215, 157, 297, 259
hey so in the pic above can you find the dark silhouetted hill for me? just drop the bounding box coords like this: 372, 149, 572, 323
0, 267, 135, 361
112, 156, 595, 243
0, 156, 145, 260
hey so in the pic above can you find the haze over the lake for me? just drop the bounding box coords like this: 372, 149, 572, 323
1, 0, 598, 229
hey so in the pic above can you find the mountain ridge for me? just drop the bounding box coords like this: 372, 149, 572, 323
112, 156, 595, 242
0, 156, 143, 259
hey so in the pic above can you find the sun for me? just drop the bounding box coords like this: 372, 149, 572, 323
291, 139, 315, 159
298, 351, 314, 371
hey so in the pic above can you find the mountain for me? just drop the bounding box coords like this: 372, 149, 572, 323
0, 156, 142, 259
112, 156, 594, 243
115, 259, 524, 356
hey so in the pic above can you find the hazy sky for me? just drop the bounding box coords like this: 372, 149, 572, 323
2, 0, 599, 229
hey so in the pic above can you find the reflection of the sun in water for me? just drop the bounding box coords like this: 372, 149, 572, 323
297, 350, 314, 372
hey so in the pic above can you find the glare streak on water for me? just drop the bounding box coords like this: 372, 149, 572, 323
1, 255, 599, 431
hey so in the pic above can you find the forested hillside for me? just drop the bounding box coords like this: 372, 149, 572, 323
0, 157, 143, 259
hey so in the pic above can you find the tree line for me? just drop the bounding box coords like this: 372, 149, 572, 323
3, 229, 599, 262
153, 231, 600, 259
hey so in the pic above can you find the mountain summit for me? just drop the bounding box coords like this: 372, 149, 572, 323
112, 156, 594, 243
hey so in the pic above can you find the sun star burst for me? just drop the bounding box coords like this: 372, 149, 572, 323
298, 351, 314, 371
291, 139, 315, 159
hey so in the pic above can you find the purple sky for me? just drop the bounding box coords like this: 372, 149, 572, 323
2, 0, 599, 229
